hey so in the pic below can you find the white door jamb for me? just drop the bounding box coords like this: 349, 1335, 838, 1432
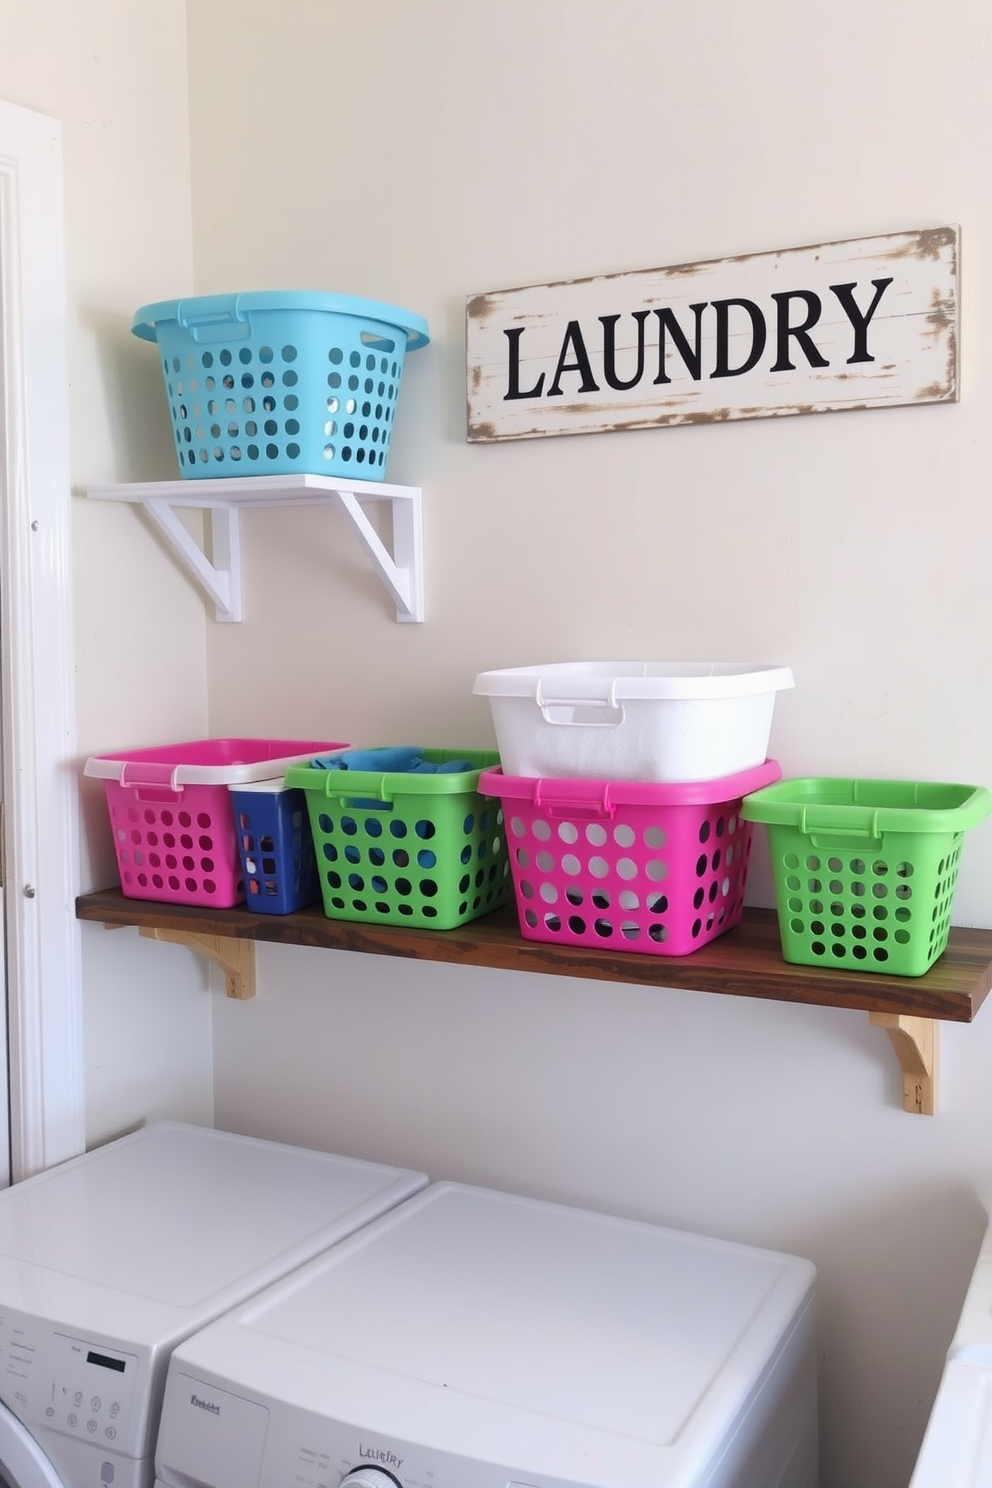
0, 97, 85, 1180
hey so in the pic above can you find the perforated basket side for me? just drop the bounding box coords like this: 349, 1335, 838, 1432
305, 788, 510, 929
154, 307, 410, 481
105, 779, 243, 907
231, 786, 320, 915
765, 825, 964, 976
501, 794, 754, 957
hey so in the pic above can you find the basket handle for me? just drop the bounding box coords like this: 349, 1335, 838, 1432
538, 702, 625, 728
799, 805, 884, 847
533, 779, 617, 820
318, 773, 395, 809
176, 294, 251, 343
534, 677, 626, 729
119, 761, 186, 794
360, 330, 397, 354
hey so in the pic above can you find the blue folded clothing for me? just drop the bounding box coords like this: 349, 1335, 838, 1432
311, 746, 474, 774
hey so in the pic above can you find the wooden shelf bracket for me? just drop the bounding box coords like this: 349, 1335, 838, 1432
139, 926, 256, 1000
869, 1012, 938, 1115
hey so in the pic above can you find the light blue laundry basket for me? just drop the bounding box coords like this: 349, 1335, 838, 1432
133, 291, 429, 481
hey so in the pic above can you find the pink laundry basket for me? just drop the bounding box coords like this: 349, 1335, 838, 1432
479, 760, 781, 957
85, 738, 347, 908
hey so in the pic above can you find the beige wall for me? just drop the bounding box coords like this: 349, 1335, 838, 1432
0, 0, 214, 1141
5, 0, 986, 1484
185, 5, 992, 1488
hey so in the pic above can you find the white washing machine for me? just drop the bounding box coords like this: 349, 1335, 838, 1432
155, 1181, 818, 1488
0, 1122, 427, 1488
909, 1211, 992, 1486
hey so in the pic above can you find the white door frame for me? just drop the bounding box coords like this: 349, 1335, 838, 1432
0, 98, 85, 1180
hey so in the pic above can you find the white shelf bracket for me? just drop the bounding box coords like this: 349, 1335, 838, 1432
85, 475, 424, 623
143, 498, 243, 622
335, 485, 423, 623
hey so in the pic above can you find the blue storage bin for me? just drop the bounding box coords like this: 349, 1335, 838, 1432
230, 781, 321, 915
132, 291, 429, 482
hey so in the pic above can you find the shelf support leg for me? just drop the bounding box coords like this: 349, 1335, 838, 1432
335, 486, 424, 622
868, 1012, 938, 1115
139, 927, 256, 999
142, 499, 243, 622
208, 506, 243, 623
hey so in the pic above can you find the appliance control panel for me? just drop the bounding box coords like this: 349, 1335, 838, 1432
158, 1372, 563, 1488
0, 1309, 139, 1452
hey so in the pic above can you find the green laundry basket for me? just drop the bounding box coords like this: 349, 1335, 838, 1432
286, 749, 509, 929
742, 777, 992, 977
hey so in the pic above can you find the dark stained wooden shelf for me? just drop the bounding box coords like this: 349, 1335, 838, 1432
75, 889, 992, 1024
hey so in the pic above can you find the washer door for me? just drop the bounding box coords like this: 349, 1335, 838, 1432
0, 1404, 64, 1488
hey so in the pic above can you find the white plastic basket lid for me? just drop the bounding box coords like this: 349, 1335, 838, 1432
84, 738, 346, 789
473, 661, 795, 703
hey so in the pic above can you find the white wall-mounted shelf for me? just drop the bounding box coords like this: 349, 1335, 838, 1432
86, 474, 424, 623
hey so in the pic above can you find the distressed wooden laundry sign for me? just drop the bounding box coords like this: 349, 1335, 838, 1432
465, 226, 959, 442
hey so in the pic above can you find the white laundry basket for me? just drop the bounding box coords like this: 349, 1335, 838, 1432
473, 661, 795, 782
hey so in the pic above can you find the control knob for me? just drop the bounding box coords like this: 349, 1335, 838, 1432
340, 1470, 401, 1488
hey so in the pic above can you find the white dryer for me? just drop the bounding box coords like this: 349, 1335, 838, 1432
910, 1211, 992, 1486
155, 1181, 818, 1488
0, 1123, 426, 1488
